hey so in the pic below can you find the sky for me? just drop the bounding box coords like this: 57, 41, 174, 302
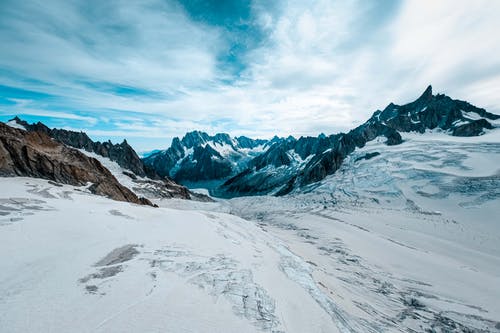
0, 0, 499, 151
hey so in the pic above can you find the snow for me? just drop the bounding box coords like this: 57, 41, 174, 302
205, 142, 270, 171
6, 120, 26, 131
1, 129, 500, 332
452, 119, 468, 127
78, 149, 144, 193
400, 127, 500, 143
156, 147, 193, 178
239, 144, 267, 155
462, 110, 500, 126
462, 110, 483, 121
0, 178, 347, 333
286, 149, 314, 167
208, 142, 236, 157
222, 131, 500, 331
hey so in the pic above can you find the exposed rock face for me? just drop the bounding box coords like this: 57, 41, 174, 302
354, 152, 380, 162
0, 122, 154, 206
373, 85, 498, 135
143, 130, 272, 182
219, 122, 402, 197
124, 174, 212, 202
10, 117, 152, 178
452, 119, 494, 136
174, 145, 233, 181
217, 86, 498, 197
251, 143, 293, 170
7, 117, 208, 201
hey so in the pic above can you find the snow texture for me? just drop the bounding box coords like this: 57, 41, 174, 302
1, 130, 500, 332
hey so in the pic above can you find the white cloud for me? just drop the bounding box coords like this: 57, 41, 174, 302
386, 0, 500, 109
0, 0, 221, 97
1, 0, 499, 150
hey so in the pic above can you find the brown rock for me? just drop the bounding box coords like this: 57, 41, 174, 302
0, 122, 154, 206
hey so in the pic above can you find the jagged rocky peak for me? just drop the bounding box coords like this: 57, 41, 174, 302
143, 130, 276, 182
235, 136, 254, 148
376, 85, 498, 136
212, 133, 234, 146
176, 130, 266, 150
181, 130, 211, 148
217, 86, 499, 197
418, 84, 433, 103
7, 116, 30, 129
251, 144, 292, 170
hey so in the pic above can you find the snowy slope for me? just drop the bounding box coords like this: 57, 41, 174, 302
79, 149, 144, 192
78, 149, 196, 201
1, 130, 499, 332
0, 177, 354, 333
5, 119, 27, 131
223, 130, 500, 332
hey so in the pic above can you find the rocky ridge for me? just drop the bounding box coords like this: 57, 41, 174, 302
10, 117, 151, 178
143, 130, 273, 182
4, 118, 211, 202
217, 86, 499, 197
0, 122, 153, 205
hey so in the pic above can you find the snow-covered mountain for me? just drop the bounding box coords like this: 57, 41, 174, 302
218, 86, 500, 197
1, 86, 499, 332
143, 130, 278, 182
223, 130, 500, 332
1, 128, 499, 332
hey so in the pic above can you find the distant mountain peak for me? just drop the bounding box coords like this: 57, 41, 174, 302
420, 84, 433, 101
143, 131, 275, 181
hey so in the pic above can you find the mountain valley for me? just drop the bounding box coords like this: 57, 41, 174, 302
1, 87, 499, 332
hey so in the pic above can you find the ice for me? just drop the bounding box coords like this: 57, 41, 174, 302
5, 120, 27, 131
0, 177, 341, 332
1, 130, 499, 332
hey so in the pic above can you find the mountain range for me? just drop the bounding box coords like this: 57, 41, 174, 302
1, 86, 498, 203
142, 131, 272, 182
2, 117, 210, 203
1, 86, 500, 332
143, 85, 499, 197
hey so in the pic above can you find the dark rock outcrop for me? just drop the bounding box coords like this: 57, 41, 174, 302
373, 85, 498, 135
128, 177, 211, 201
143, 130, 275, 182
0, 122, 154, 206
452, 119, 494, 136
174, 145, 233, 181
355, 152, 380, 162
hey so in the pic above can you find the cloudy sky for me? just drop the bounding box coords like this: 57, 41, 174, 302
0, 0, 499, 151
